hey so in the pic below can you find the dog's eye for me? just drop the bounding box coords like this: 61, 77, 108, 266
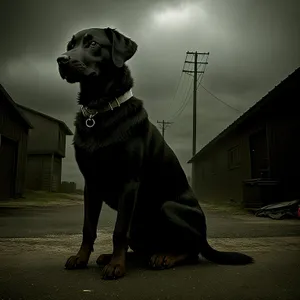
90, 41, 97, 47
67, 43, 74, 51
67, 35, 76, 51
69, 44, 75, 50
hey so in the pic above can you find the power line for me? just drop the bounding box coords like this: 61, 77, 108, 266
198, 54, 208, 85
167, 56, 194, 121
199, 83, 242, 114
178, 54, 194, 101
166, 51, 241, 130
169, 77, 193, 120
171, 52, 188, 102
168, 53, 208, 122
166, 54, 194, 121
169, 71, 200, 121
169, 54, 195, 120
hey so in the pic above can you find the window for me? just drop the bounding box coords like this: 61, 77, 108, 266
228, 145, 240, 169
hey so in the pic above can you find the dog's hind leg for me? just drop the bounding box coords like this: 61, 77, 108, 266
148, 195, 207, 270
151, 194, 253, 267
65, 182, 103, 270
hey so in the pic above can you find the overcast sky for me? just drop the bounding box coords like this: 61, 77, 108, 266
1, 0, 299, 189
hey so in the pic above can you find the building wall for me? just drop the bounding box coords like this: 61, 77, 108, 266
192, 131, 251, 204
26, 154, 62, 192
0, 135, 18, 199
58, 126, 66, 157
26, 154, 46, 190
19, 108, 70, 192
261, 84, 299, 201
52, 156, 62, 192
268, 116, 300, 201
192, 112, 267, 204
0, 96, 29, 198
192, 86, 300, 205
20, 109, 61, 155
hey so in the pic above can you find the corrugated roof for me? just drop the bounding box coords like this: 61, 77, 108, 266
0, 84, 33, 129
188, 66, 300, 163
17, 104, 73, 135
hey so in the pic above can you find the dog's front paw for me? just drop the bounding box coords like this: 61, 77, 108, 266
102, 261, 126, 280
65, 248, 91, 270
65, 254, 89, 269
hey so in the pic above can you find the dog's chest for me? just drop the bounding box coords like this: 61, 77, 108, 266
75, 141, 141, 188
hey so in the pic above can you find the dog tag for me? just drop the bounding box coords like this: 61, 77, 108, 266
86, 117, 95, 128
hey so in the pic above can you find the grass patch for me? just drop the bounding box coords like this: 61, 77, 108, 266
0, 190, 83, 208
200, 200, 253, 215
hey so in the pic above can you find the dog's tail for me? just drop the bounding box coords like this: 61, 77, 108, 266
199, 240, 254, 265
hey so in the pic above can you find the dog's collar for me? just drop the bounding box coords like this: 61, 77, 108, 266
80, 89, 133, 128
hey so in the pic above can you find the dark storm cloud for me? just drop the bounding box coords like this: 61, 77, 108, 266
1, 0, 299, 187
200, 0, 300, 96
0, 0, 192, 111
0, 0, 187, 61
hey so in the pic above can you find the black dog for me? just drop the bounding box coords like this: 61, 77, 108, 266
57, 27, 253, 280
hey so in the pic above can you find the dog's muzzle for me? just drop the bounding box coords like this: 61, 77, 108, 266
57, 55, 97, 82
57, 54, 70, 65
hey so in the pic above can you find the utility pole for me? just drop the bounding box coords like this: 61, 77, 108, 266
157, 120, 173, 139
183, 51, 209, 157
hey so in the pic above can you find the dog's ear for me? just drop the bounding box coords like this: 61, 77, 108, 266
104, 28, 138, 68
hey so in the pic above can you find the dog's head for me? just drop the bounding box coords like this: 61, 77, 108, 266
57, 28, 137, 84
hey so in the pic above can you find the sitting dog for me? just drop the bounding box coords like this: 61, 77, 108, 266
57, 27, 253, 280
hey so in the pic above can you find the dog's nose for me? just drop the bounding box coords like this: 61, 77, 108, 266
57, 55, 70, 64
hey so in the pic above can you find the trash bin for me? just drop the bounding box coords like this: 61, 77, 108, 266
242, 179, 280, 209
